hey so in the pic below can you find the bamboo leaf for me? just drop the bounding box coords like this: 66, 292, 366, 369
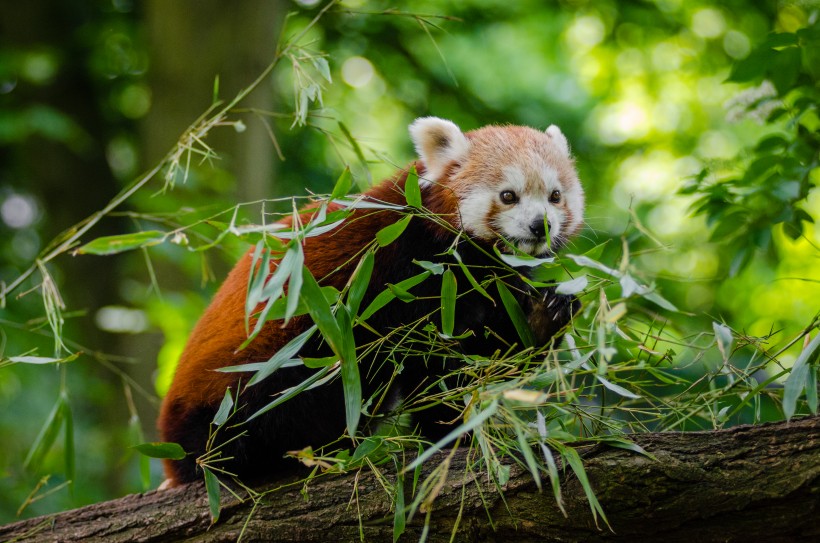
359, 271, 431, 322
713, 322, 734, 362
76, 231, 166, 255
555, 275, 587, 295
595, 374, 641, 399
560, 445, 609, 529
133, 442, 187, 460
511, 417, 541, 491
536, 412, 565, 515
784, 333, 820, 419
452, 250, 493, 302
243, 325, 318, 386
7, 353, 80, 365
347, 249, 375, 317
376, 215, 412, 247
388, 283, 416, 302
336, 306, 361, 435
203, 467, 221, 524
300, 266, 344, 356
330, 167, 353, 200
248, 365, 335, 421
413, 260, 445, 275
212, 388, 234, 426
404, 165, 422, 208
302, 355, 338, 368
393, 472, 406, 542
245, 241, 268, 333
283, 245, 305, 324
496, 281, 535, 348
440, 269, 457, 336
24, 397, 65, 472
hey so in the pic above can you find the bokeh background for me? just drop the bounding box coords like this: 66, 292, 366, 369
1, 0, 818, 521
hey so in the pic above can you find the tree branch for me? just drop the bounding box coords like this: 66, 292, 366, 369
2, 416, 819, 542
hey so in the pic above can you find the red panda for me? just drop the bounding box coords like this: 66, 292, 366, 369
158, 117, 584, 486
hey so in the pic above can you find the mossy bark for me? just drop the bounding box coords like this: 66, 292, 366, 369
2, 416, 818, 542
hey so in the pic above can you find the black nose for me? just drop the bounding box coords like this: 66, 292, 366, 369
529, 218, 549, 239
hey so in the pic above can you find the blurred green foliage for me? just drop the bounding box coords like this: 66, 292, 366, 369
0, 0, 818, 524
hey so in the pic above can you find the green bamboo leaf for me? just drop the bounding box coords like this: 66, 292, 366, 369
242, 245, 303, 348
413, 260, 445, 275
243, 325, 318, 386
536, 412, 565, 515
203, 467, 221, 524
24, 397, 65, 472
7, 353, 80, 365
212, 388, 234, 426
404, 165, 422, 208
496, 281, 535, 348
311, 56, 332, 83
300, 266, 344, 355
76, 231, 166, 255
302, 355, 338, 368
388, 283, 416, 302
248, 365, 335, 421
127, 414, 151, 490
440, 269, 457, 336
347, 250, 375, 317
560, 445, 609, 529
212, 74, 220, 103
330, 167, 353, 200
452, 250, 494, 302
595, 374, 641, 399
376, 215, 412, 247
393, 472, 406, 543
245, 241, 269, 333
359, 271, 431, 322
283, 245, 305, 324
247, 286, 339, 324
783, 333, 820, 419
336, 306, 361, 435
133, 442, 187, 460
511, 417, 541, 491
595, 436, 656, 460
555, 276, 587, 295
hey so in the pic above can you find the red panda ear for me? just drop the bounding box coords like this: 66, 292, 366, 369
409, 117, 470, 184
545, 125, 570, 157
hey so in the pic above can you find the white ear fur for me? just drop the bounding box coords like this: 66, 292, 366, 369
409, 117, 470, 183
545, 125, 570, 157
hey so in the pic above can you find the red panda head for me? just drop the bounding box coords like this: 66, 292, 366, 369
409, 117, 584, 257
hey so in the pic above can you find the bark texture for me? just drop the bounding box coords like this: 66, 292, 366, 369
1, 416, 818, 543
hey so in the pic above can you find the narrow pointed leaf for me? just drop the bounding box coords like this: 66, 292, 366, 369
404, 165, 422, 208
77, 231, 166, 255
376, 215, 412, 247
203, 467, 221, 524
496, 281, 535, 348
440, 269, 457, 336
133, 442, 187, 460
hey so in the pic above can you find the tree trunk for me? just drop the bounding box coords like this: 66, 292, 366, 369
2, 416, 818, 542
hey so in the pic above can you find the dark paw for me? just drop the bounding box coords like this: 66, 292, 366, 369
528, 287, 581, 346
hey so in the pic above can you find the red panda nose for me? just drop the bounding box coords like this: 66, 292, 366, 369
529, 218, 549, 239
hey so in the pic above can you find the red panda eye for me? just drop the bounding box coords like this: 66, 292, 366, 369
549, 190, 561, 203
500, 190, 518, 204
